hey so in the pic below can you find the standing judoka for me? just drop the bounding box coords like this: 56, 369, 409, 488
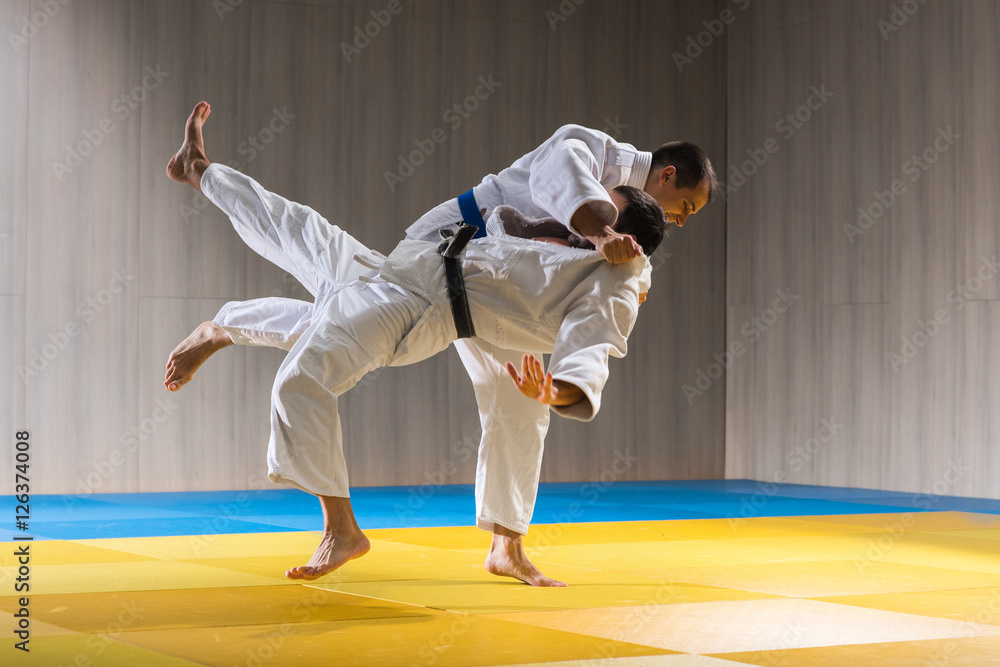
165, 102, 667, 583
166, 102, 717, 586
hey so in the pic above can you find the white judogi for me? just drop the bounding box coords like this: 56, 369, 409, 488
200, 163, 646, 503
212, 125, 654, 533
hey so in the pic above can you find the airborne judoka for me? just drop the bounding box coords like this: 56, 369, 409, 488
166, 102, 669, 582
166, 103, 718, 586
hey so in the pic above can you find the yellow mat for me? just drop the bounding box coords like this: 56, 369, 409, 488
4, 512, 1000, 666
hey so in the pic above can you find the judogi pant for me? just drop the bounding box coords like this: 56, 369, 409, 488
204, 165, 548, 532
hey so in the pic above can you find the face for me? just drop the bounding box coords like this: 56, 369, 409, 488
644, 165, 710, 228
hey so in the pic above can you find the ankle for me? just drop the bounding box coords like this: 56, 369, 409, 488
189, 160, 209, 188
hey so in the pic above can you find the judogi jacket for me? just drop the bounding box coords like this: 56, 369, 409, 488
382, 206, 650, 422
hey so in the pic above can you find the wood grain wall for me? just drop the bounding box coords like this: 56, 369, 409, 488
725, 0, 1000, 498
1, 0, 728, 495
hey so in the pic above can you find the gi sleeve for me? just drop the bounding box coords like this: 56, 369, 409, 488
546, 275, 639, 422
528, 126, 618, 237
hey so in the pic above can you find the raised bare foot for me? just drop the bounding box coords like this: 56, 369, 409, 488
485, 530, 567, 587
164, 321, 232, 391
286, 530, 371, 581
166, 101, 212, 189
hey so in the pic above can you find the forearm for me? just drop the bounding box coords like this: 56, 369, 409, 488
570, 201, 616, 243
570, 201, 642, 264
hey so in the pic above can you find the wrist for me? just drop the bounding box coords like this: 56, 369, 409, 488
547, 380, 584, 407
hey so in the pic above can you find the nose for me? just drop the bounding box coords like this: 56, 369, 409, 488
675, 213, 687, 228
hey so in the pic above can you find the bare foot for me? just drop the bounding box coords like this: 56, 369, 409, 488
167, 101, 212, 189
164, 321, 232, 391
286, 531, 371, 581
485, 528, 567, 587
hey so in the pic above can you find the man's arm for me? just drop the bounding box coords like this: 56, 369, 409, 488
527, 127, 642, 264
571, 202, 643, 264
505, 353, 584, 407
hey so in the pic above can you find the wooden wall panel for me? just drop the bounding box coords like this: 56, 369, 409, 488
135, 298, 255, 493
138, 0, 253, 301
4, 0, 727, 495
1, 296, 27, 478
0, 0, 29, 297
956, 302, 1000, 497
0, 5, 29, 475
726, 0, 1000, 498
20, 0, 143, 493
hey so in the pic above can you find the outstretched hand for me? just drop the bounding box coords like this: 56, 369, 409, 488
506, 353, 556, 403
505, 354, 585, 407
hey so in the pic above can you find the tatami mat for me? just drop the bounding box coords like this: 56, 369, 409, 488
4, 482, 1000, 665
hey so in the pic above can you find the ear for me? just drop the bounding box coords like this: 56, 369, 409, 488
659, 165, 676, 185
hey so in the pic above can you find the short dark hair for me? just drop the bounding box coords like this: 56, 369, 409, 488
611, 185, 667, 256
650, 141, 719, 204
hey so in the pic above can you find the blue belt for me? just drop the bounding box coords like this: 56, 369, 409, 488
457, 189, 487, 239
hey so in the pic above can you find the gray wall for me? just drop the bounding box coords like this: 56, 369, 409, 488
1, 0, 728, 494
725, 0, 1000, 498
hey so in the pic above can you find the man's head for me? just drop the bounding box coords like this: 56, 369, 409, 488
645, 141, 718, 228
610, 185, 667, 256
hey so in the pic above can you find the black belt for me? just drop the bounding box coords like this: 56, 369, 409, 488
438, 223, 478, 339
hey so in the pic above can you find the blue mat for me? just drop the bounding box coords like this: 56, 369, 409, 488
4, 479, 1000, 541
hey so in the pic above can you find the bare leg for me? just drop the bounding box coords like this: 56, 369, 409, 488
167, 101, 212, 189
164, 321, 234, 391
286, 495, 371, 580
485, 524, 566, 587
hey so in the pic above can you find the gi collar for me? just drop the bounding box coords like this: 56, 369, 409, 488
626, 151, 653, 189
